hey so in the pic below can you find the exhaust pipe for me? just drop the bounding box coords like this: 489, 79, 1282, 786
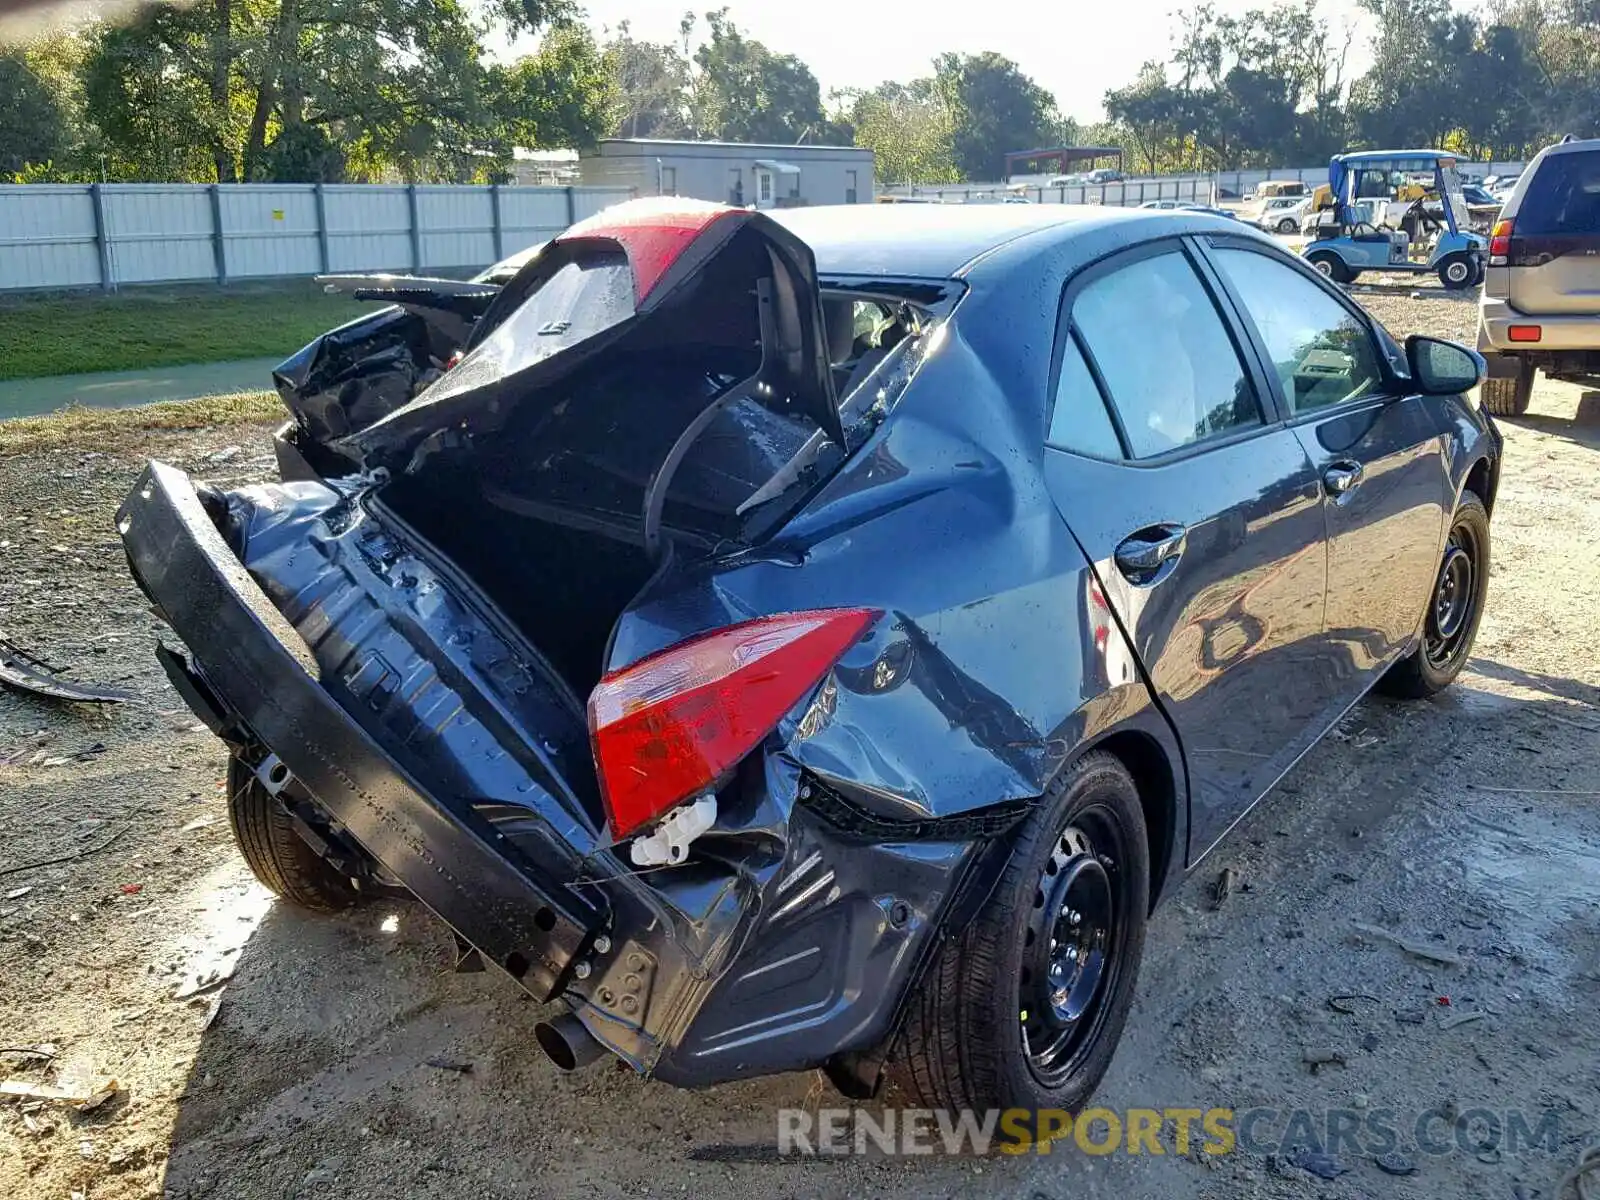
534, 1013, 607, 1072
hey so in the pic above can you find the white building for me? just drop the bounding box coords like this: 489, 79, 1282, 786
578, 139, 875, 210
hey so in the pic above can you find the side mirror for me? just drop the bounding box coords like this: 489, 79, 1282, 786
1406, 335, 1485, 395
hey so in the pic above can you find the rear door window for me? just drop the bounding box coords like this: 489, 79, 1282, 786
1517, 150, 1600, 235
1072, 250, 1263, 458
1048, 335, 1124, 459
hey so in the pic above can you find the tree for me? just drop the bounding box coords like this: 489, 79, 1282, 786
0, 51, 70, 178
932, 52, 1059, 180
75, 0, 598, 183
688, 9, 831, 143
1105, 64, 1184, 174
602, 21, 691, 138
495, 25, 614, 154
843, 80, 959, 184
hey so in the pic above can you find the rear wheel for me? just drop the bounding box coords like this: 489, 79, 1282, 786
1481, 358, 1533, 416
1277, 216, 1298, 234
1438, 252, 1475, 290
891, 752, 1149, 1120
1380, 491, 1490, 698
227, 757, 364, 911
1306, 251, 1352, 284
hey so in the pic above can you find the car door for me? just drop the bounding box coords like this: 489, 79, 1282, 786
1039, 239, 1334, 860
1202, 237, 1452, 696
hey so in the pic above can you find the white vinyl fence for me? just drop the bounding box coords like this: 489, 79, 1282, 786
888, 160, 1529, 206
891, 176, 1216, 206
0, 183, 636, 292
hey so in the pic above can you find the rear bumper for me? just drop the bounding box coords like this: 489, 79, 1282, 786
118, 461, 983, 1088
117, 461, 599, 1000
1479, 294, 1600, 354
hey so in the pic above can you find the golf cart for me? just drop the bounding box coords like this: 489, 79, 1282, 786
1303, 150, 1487, 289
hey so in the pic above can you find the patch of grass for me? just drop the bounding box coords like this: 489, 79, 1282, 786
0, 392, 285, 455
0, 282, 375, 381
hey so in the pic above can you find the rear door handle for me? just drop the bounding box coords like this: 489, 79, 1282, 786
1323, 460, 1365, 497
1114, 524, 1187, 583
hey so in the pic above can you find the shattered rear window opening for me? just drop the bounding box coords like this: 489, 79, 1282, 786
355, 228, 939, 552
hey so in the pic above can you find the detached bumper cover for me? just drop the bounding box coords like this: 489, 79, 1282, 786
116, 461, 597, 1000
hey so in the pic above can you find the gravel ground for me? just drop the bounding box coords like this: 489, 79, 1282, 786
2, 291, 1597, 1200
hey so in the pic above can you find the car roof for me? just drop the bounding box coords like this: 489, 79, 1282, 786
767, 203, 1185, 279
1539, 136, 1600, 157
1335, 149, 1452, 164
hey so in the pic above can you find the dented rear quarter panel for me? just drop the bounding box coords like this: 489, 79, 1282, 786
610, 226, 1191, 902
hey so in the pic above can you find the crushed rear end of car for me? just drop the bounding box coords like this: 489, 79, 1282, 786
117, 199, 997, 1091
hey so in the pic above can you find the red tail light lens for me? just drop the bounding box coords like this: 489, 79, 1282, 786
1508, 325, 1542, 342
1489, 219, 1513, 265
589, 608, 878, 839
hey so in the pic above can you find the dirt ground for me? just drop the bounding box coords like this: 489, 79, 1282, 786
2, 289, 1597, 1200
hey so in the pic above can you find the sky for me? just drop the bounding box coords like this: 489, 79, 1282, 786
563, 0, 1382, 122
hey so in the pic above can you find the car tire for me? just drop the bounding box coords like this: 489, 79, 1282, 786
1277, 217, 1298, 234
1438, 252, 1475, 290
1306, 251, 1352, 284
227, 757, 364, 911
1481, 360, 1533, 416
891, 751, 1149, 1120
1380, 491, 1491, 699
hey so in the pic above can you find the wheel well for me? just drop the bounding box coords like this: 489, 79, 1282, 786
1465, 456, 1495, 515
1093, 730, 1179, 914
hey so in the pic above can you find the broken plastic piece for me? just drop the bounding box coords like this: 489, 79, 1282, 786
0, 1075, 120, 1111
0, 635, 133, 704
630, 796, 717, 868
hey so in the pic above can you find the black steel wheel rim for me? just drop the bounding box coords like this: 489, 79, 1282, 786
1020, 806, 1128, 1087
1425, 520, 1478, 667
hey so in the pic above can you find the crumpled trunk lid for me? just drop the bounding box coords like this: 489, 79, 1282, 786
346, 198, 843, 468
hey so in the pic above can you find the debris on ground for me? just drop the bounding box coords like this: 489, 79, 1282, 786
1327, 992, 1379, 1014
1375, 1150, 1418, 1176
1351, 920, 1465, 967
1441, 1011, 1487, 1030
172, 965, 234, 1001
0, 1074, 120, 1111
1210, 866, 1239, 909
1288, 1147, 1348, 1179
0, 633, 134, 704
424, 1057, 474, 1074
1301, 1046, 1345, 1072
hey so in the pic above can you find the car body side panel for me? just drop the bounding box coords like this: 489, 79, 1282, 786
1291, 396, 1452, 690
612, 314, 1184, 824
1042, 439, 1332, 862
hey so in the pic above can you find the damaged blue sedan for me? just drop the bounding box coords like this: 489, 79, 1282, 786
118, 198, 1501, 1114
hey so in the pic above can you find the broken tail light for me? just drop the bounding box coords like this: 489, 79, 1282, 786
589, 609, 878, 839
1489, 219, 1513, 266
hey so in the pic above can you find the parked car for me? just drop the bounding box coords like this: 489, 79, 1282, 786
1478, 136, 1600, 415
1255, 194, 1310, 233
1140, 200, 1238, 220
118, 199, 1499, 1117
1251, 179, 1310, 201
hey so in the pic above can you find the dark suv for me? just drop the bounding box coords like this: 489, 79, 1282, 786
1478, 136, 1600, 415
